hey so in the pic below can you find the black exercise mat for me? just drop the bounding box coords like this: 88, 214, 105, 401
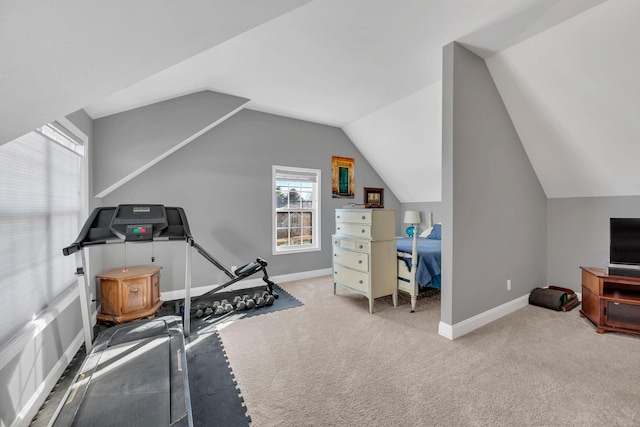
187, 326, 248, 427
190, 283, 303, 325
184, 284, 302, 426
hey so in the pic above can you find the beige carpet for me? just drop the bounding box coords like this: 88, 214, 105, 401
217, 276, 640, 426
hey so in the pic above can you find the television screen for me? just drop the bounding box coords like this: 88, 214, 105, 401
610, 218, 640, 266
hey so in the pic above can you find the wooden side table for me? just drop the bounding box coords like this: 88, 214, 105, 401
96, 265, 163, 324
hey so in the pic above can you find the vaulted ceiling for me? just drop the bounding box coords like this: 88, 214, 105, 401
3, 1, 635, 202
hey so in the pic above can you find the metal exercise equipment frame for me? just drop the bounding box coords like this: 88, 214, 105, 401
63, 204, 277, 352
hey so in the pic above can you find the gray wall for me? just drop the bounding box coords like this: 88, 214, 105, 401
93, 91, 248, 196
547, 195, 640, 291
97, 106, 399, 292
442, 43, 547, 325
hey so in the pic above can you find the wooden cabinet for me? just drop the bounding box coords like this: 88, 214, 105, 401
96, 265, 163, 324
333, 209, 397, 313
580, 266, 640, 335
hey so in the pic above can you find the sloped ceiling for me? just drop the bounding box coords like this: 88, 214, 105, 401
487, 0, 640, 198
4, 0, 628, 203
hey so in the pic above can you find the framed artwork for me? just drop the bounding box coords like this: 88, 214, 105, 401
364, 187, 384, 208
331, 156, 354, 198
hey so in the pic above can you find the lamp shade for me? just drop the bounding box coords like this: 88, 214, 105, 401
403, 210, 421, 224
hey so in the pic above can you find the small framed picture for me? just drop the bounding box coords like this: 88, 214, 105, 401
364, 187, 384, 208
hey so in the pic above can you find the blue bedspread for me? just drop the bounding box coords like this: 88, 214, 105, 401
396, 237, 441, 289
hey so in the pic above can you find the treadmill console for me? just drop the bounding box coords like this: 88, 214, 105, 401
109, 205, 168, 241
125, 224, 153, 241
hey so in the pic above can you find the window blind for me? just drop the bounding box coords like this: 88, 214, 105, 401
0, 130, 82, 343
274, 166, 317, 183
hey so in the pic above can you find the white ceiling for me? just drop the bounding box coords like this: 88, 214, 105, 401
4, 0, 634, 203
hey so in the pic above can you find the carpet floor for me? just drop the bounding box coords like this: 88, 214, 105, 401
217, 275, 640, 427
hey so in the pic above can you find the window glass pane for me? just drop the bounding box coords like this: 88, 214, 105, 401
302, 212, 313, 226
302, 227, 313, 244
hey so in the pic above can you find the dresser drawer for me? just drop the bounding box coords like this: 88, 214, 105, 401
336, 210, 371, 224
333, 246, 369, 272
335, 223, 372, 239
334, 265, 369, 293
332, 236, 370, 252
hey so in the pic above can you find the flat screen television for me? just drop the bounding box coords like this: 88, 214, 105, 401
610, 218, 640, 268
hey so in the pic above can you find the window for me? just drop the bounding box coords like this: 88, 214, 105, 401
0, 122, 85, 343
273, 165, 321, 254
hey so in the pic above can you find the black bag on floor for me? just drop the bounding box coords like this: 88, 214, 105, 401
529, 287, 568, 311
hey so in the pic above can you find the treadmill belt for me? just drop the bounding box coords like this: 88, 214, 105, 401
53, 316, 191, 427
72, 337, 171, 426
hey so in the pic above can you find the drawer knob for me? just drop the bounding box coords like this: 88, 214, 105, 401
130, 288, 139, 293
334, 254, 337, 257
361, 229, 365, 233
358, 260, 362, 264
358, 245, 363, 249
337, 227, 341, 231
361, 216, 365, 220
359, 280, 363, 284
337, 215, 341, 219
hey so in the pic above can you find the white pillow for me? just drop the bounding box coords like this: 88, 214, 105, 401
419, 222, 441, 238
419, 226, 433, 238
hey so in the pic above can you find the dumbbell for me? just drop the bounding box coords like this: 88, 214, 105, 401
195, 305, 204, 318
261, 291, 275, 306
235, 299, 247, 311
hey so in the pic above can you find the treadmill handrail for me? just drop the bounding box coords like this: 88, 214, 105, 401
63, 205, 194, 256
63, 206, 107, 256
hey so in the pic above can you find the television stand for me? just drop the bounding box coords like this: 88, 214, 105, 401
580, 266, 640, 335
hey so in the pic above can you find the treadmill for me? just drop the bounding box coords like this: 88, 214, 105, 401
53, 204, 277, 426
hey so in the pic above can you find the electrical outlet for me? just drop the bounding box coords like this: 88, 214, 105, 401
507, 279, 512, 291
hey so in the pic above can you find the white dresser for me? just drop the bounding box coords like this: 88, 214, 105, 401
332, 208, 398, 313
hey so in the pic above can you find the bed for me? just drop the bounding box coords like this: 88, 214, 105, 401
397, 223, 441, 312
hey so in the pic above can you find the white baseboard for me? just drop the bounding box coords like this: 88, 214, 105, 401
161, 268, 332, 301
438, 293, 530, 340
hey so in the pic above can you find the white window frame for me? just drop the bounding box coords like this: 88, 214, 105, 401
272, 165, 321, 255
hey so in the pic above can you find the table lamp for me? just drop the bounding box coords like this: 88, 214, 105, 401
403, 210, 421, 237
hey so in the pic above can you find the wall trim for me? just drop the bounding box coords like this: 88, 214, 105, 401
161, 268, 333, 301
438, 293, 530, 340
